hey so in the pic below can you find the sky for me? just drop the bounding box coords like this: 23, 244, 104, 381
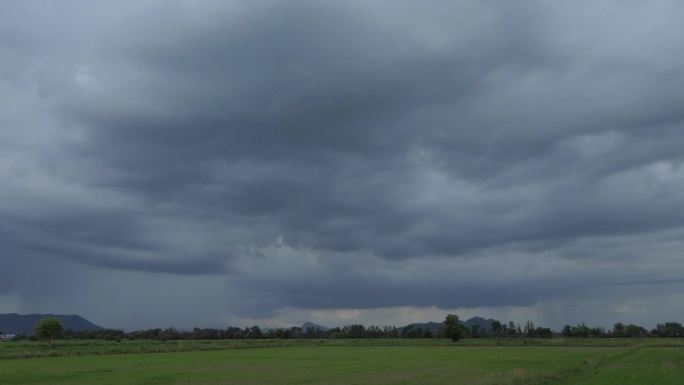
2, 0, 684, 332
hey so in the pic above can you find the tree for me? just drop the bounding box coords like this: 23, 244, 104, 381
612, 322, 626, 338
345, 324, 365, 339
572, 323, 590, 338
654, 322, 684, 337
33, 317, 64, 348
441, 314, 468, 342
401, 324, 420, 338
524, 321, 535, 337
491, 320, 502, 337
247, 325, 263, 339
624, 324, 648, 338
589, 327, 606, 338
273, 328, 290, 339
507, 321, 518, 337
534, 327, 554, 339
471, 325, 483, 338
561, 325, 573, 337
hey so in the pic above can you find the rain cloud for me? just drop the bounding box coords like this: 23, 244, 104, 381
2, 0, 684, 330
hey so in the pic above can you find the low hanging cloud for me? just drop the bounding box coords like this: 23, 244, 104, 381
2, 0, 684, 330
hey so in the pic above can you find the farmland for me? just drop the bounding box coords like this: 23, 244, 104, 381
0, 339, 682, 384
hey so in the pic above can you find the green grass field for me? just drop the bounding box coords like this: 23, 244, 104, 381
0, 339, 682, 384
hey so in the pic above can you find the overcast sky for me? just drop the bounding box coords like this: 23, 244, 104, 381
2, 0, 684, 332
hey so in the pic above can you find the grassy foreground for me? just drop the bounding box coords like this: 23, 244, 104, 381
0, 339, 682, 384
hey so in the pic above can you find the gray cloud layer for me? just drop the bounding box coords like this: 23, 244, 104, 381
2, 0, 684, 330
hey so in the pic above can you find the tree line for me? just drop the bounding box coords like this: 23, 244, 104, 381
560, 322, 684, 338
10, 315, 684, 343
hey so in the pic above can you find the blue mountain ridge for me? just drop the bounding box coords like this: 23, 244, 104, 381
301, 316, 496, 334
0, 313, 105, 335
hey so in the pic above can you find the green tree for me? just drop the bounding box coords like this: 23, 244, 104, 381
507, 321, 518, 337
589, 326, 606, 338
572, 323, 590, 338
624, 324, 649, 338
441, 314, 468, 342
490, 320, 502, 337
561, 325, 573, 337
654, 322, 684, 337
33, 317, 64, 348
534, 327, 554, 338
273, 328, 290, 339
471, 325, 483, 338
248, 325, 263, 339
612, 322, 626, 338
401, 324, 419, 338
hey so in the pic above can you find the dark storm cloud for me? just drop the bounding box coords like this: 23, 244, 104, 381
3, 0, 684, 328
52, 1, 557, 258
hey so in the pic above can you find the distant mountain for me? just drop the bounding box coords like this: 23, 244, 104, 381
397, 322, 442, 335
0, 313, 105, 335
462, 316, 498, 332
301, 321, 329, 332
398, 317, 499, 335
299, 316, 498, 336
